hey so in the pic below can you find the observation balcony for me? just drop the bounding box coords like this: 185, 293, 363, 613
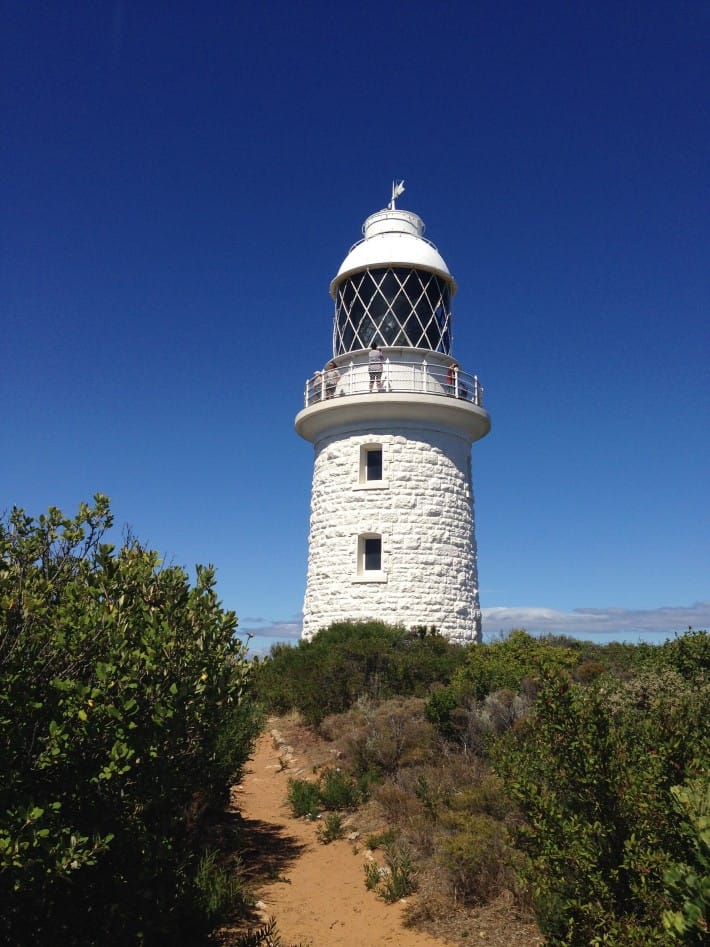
296, 348, 490, 444
304, 348, 483, 407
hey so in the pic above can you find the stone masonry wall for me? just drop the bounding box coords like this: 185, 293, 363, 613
301, 422, 481, 643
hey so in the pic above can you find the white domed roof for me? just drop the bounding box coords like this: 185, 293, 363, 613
330, 207, 456, 297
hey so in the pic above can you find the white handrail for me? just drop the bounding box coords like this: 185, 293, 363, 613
303, 354, 484, 408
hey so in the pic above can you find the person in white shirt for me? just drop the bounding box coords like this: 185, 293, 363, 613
368, 342, 384, 392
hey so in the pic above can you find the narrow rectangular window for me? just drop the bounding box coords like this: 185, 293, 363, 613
364, 537, 381, 571
358, 444, 385, 486
366, 448, 383, 481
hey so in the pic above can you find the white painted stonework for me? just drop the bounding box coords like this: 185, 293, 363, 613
301, 421, 481, 643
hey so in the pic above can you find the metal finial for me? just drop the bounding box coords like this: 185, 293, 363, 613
388, 180, 405, 210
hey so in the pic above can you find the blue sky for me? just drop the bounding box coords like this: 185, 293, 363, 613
2, 1, 708, 654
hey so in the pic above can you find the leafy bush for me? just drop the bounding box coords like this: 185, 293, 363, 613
0, 497, 259, 945
463, 630, 580, 698
318, 767, 361, 810
366, 828, 399, 850
316, 813, 345, 845
364, 858, 382, 890
287, 767, 364, 820
255, 621, 466, 725
662, 778, 710, 944
424, 685, 460, 740
643, 628, 710, 679
379, 841, 418, 902
437, 812, 506, 903
426, 631, 579, 742
286, 778, 320, 819
494, 663, 710, 945
427, 685, 532, 753
363, 841, 418, 902
194, 849, 248, 924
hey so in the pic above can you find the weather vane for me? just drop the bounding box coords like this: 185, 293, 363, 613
388, 180, 405, 210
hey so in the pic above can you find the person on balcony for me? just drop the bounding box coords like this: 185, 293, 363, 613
368, 342, 384, 392
324, 360, 339, 399
311, 370, 323, 402
446, 360, 459, 396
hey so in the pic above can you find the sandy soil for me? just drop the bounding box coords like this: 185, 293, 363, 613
225, 725, 454, 946
218, 720, 543, 946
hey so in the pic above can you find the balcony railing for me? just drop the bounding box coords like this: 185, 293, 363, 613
303, 354, 484, 408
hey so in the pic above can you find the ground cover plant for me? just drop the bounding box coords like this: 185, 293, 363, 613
0, 497, 260, 946
376, 840, 418, 902
316, 812, 345, 844
287, 766, 364, 820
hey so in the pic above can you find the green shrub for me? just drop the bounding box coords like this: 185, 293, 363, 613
254, 622, 465, 725
316, 813, 345, 844
425, 631, 579, 745
364, 841, 417, 903
494, 663, 710, 945
287, 778, 320, 819
447, 774, 513, 821
288, 769, 363, 819
194, 849, 247, 925
424, 685, 460, 740
650, 629, 709, 679
451, 630, 580, 704
379, 841, 418, 902
662, 778, 710, 944
0, 497, 259, 945
364, 859, 381, 890
437, 812, 506, 903
413, 772, 449, 821
366, 828, 399, 850
318, 767, 361, 810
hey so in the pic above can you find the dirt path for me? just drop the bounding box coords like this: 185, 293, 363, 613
230, 726, 454, 946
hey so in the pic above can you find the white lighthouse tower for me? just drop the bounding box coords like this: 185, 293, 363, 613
295, 185, 491, 643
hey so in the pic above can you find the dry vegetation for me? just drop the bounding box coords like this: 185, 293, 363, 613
275, 705, 544, 946
252, 623, 709, 946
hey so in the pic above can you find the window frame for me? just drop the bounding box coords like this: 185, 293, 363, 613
353, 532, 387, 582
357, 443, 388, 489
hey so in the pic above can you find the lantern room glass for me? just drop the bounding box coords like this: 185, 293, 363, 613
333, 267, 452, 355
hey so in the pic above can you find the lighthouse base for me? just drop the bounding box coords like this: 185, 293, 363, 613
301, 423, 482, 645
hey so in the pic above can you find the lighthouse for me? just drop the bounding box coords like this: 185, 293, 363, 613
295, 185, 491, 643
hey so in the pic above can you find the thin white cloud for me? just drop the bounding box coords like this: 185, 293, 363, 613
239, 603, 710, 649
482, 602, 710, 638
240, 618, 302, 641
